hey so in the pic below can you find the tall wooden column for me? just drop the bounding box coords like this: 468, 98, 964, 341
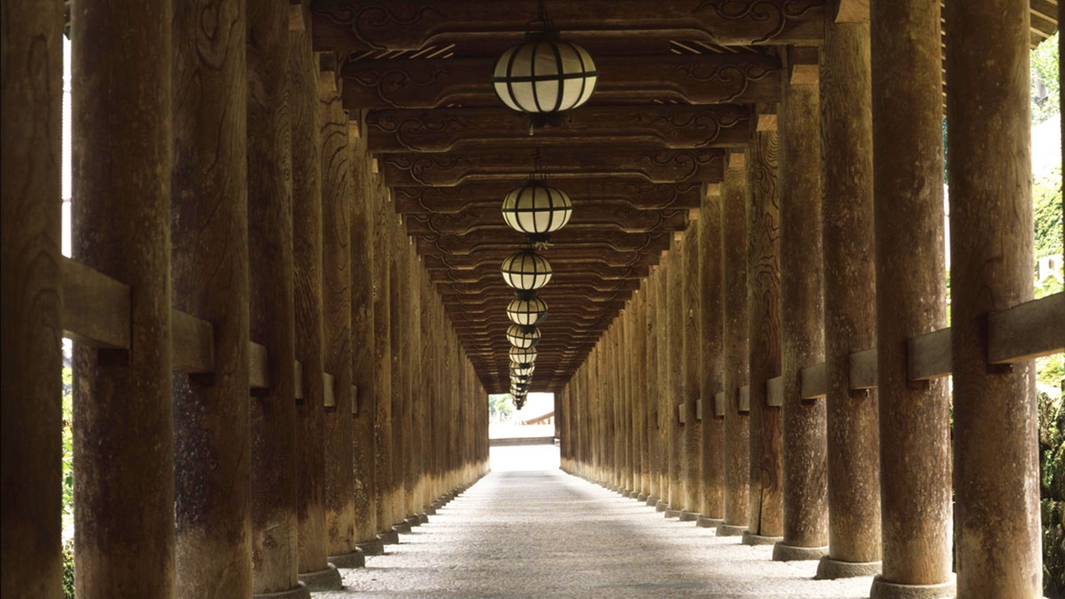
406, 242, 425, 521
1, 1, 64, 596
946, 1, 1042, 595
372, 176, 396, 542
349, 125, 380, 554
389, 216, 409, 529
645, 268, 662, 504
817, 16, 882, 579
247, 1, 305, 595
699, 185, 726, 528
318, 66, 361, 573
657, 262, 673, 509
718, 159, 751, 537
744, 130, 784, 545
682, 224, 703, 519
870, 0, 953, 595
289, 15, 336, 590
171, 1, 251, 595
72, 1, 174, 596
774, 73, 828, 562
633, 289, 650, 498
668, 243, 686, 513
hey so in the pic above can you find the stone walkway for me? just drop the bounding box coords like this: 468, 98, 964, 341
319, 445, 875, 599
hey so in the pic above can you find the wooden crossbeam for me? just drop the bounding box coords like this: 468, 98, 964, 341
366, 105, 751, 152
341, 54, 782, 110
312, 0, 826, 52
393, 180, 703, 213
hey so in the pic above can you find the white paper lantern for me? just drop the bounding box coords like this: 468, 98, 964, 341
501, 250, 553, 291
502, 181, 573, 235
506, 294, 548, 326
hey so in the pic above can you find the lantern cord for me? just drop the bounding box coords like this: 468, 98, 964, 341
538, 0, 548, 22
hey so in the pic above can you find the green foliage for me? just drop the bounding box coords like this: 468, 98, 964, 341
1041, 383, 1065, 599
488, 393, 513, 421
1034, 165, 1064, 263
62, 537, 75, 599
61, 367, 75, 599
1032, 32, 1061, 125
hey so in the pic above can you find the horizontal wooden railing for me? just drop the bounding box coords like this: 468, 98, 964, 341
61, 256, 357, 412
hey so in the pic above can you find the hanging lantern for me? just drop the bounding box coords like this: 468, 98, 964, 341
502, 178, 572, 237
509, 346, 538, 363
514, 396, 527, 410
506, 293, 548, 326
511, 383, 530, 395
506, 324, 541, 349
501, 250, 552, 290
491, 0, 597, 128
510, 361, 535, 376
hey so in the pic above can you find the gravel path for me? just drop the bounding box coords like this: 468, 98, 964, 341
319, 445, 875, 599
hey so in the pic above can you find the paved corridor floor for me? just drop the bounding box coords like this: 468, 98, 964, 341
320, 445, 875, 599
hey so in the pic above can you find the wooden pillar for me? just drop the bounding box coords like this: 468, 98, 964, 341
246, 1, 304, 595
744, 130, 784, 545
774, 73, 828, 562
718, 160, 751, 537
171, 1, 251, 595
389, 216, 409, 528
817, 16, 882, 579
72, 0, 175, 596
348, 122, 380, 553
416, 269, 433, 515
945, 1, 1042, 595
651, 265, 668, 505
318, 63, 361, 573
406, 242, 424, 520
699, 184, 726, 527
289, 15, 335, 588
870, 0, 953, 595
667, 243, 686, 513
1, 1, 64, 595
643, 272, 660, 502
635, 288, 650, 497
682, 224, 703, 518
372, 175, 395, 541
622, 307, 635, 493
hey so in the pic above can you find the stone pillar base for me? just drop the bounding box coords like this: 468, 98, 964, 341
664, 508, 682, 518
815, 556, 881, 579
416, 513, 429, 524
772, 542, 828, 562
628, 491, 641, 499
254, 582, 311, 599
404, 516, 421, 528
637, 493, 648, 502
423, 506, 437, 515
696, 516, 723, 528
377, 530, 399, 545
679, 510, 699, 522
298, 564, 343, 591
645, 496, 659, 507
869, 574, 955, 599
430, 500, 444, 511
716, 522, 748, 536
741, 531, 783, 546
655, 500, 669, 512
392, 521, 412, 534
357, 539, 385, 556
328, 548, 366, 569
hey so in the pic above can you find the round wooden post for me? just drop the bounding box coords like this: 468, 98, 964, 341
946, 1, 1042, 595
246, 1, 305, 595
682, 224, 703, 519
389, 216, 409, 530
667, 242, 686, 514
774, 75, 828, 562
171, 1, 251, 595
72, 1, 175, 596
817, 17, 883, 579
319, 71, 361, 573
871, 0, 953, 595
1, 1, 63, 595
349, 128, 380, 554
654, 264, 670, 507
744, 130, 784, 545
718, 161, 751, 537
372, 175, 395, 542
699, 185, 726, 528
635, 288, 651, 498
289, 19, 337, 589
406, 241, 424, 522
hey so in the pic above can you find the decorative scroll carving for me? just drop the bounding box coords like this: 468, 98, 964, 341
695, 0, 824, 44
392, 180, 703, 213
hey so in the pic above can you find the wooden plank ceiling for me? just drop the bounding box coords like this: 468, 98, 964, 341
309, 0, 1058, 394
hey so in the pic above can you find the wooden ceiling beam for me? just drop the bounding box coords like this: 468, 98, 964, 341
404, 203, 689, 236
365, 105, 752, 152
310, 0, 827, 52
393, 180, 703, 213
430, 262, 641, 284
381, 148, 725, 186
421, 248, 663, 271
341, 54, 781, 109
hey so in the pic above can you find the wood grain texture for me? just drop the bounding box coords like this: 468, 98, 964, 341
61, 258, 131, 349
0, 0, 64, 594
720, 165, 751, 529
699, 185, 726, 519
681, 225, 703, 513
319, 81, 357, 561
247, 0, 300, 591
819, 19, 881, 565
71, 0, 175, 595
372, 172, 395, 533
746, 130, 783, 538
988, 292, 1065, 363
871, 0, 952, 583
291, 8, 331, 573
